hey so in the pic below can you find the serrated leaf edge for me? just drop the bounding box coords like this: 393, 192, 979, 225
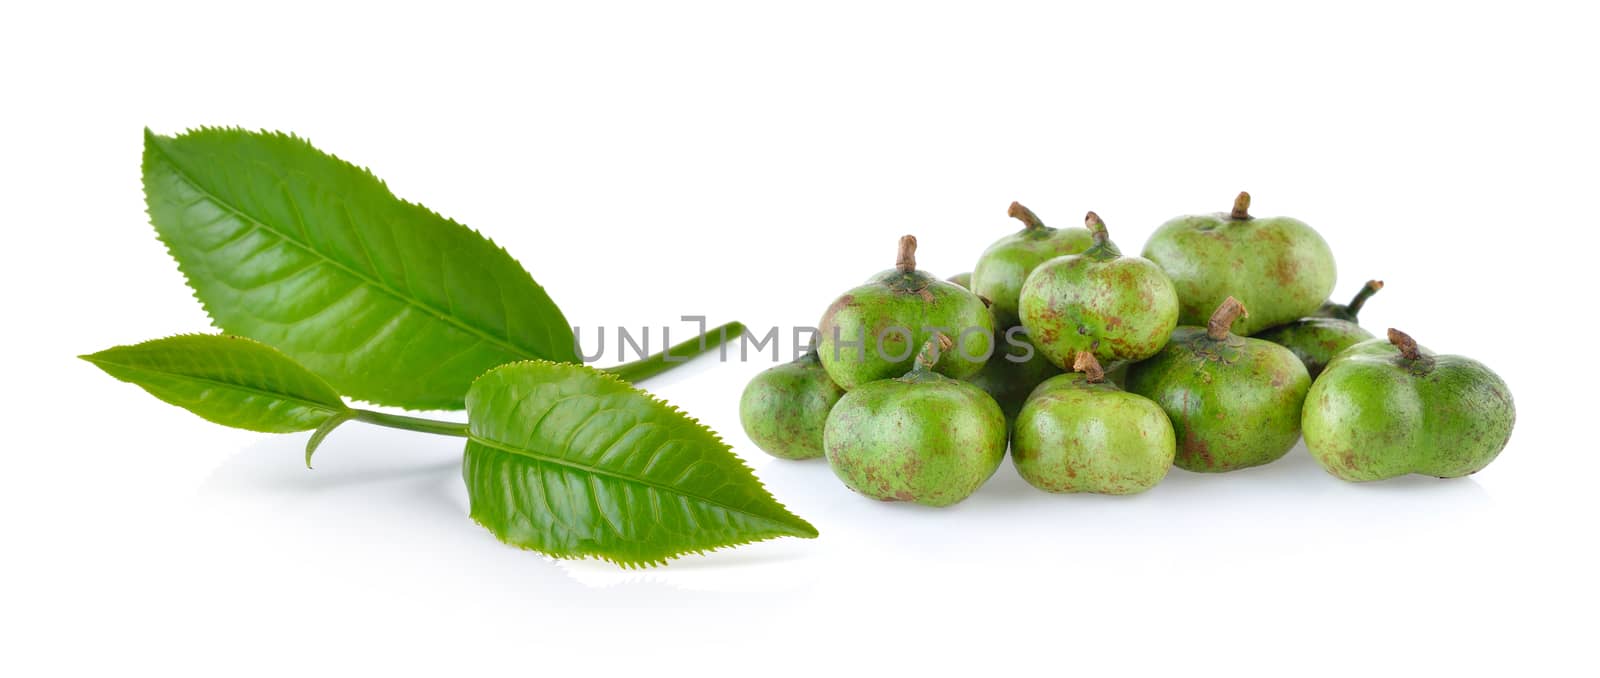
80, 333, 351, 432
465, 359, 820, 567
465, 513, 811, 569
141, 127, 579, 409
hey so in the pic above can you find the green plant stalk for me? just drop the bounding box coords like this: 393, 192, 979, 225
352, 409, 470, 437
306, 408, 470, 466
335, 313, 748, 439
604, 321, 747, 383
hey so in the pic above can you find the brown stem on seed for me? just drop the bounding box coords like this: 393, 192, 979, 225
1009, 202, 1046, 231
1207, 296, 1249, 340
915, 333, 954, 369
1085, 211, 1109, 246
1347, 280, 1384, 317
1387, 328, 1422, 360
896, 235, 918, 273
1072, 351, 1106, 383
1231, 191, 1252, 220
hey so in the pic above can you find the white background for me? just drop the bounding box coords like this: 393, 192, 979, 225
4, 1, 1597, 675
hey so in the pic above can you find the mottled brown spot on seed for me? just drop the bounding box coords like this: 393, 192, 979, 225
820, 294, 856, 334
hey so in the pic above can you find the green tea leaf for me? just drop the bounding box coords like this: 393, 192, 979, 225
142, 128, 579, 410
464, 361, 818, 566
82, 334, 350, 433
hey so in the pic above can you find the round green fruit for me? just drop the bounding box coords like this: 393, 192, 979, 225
1303, 328, 1515, 481
738, 348, 847, 460
824, 337, 1007, 507
1257, 280, 1384, 378
971, 202, 1094, 327
818, 236, 994, 389
1142, 192, 1336, 336
1012, 352, 1175, 494
965, 326, 1063, 427
1126, 297, 1311, 473
1018, 211, 1180, 368
947, 271, 972, 289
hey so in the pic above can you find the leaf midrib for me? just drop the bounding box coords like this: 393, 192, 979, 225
83, 355, 347, 416
466, 434, 804, 535
146, 135, 534, 363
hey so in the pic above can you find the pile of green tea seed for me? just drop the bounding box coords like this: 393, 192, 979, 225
740, 193, 1516, 506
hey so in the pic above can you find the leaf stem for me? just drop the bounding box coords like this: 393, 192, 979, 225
1008, 202, 1046, 230
602, 321, 747, 383
1231, 191, 1252, 220
1346, 279, 1384, 317
307, 408, 467, 467
897, 235, 918, 273
914, 333, 954, 371
1072, 351, 1106, 383
1085, 211, 1109, 246
1081, 211, 1121, 260
353, 409, 470, 437
1386, 328, 1422, 361
1207, 296, 1249, 340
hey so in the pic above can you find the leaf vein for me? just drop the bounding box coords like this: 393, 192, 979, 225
147, 138, 542, 364
467, 433, 794, 533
